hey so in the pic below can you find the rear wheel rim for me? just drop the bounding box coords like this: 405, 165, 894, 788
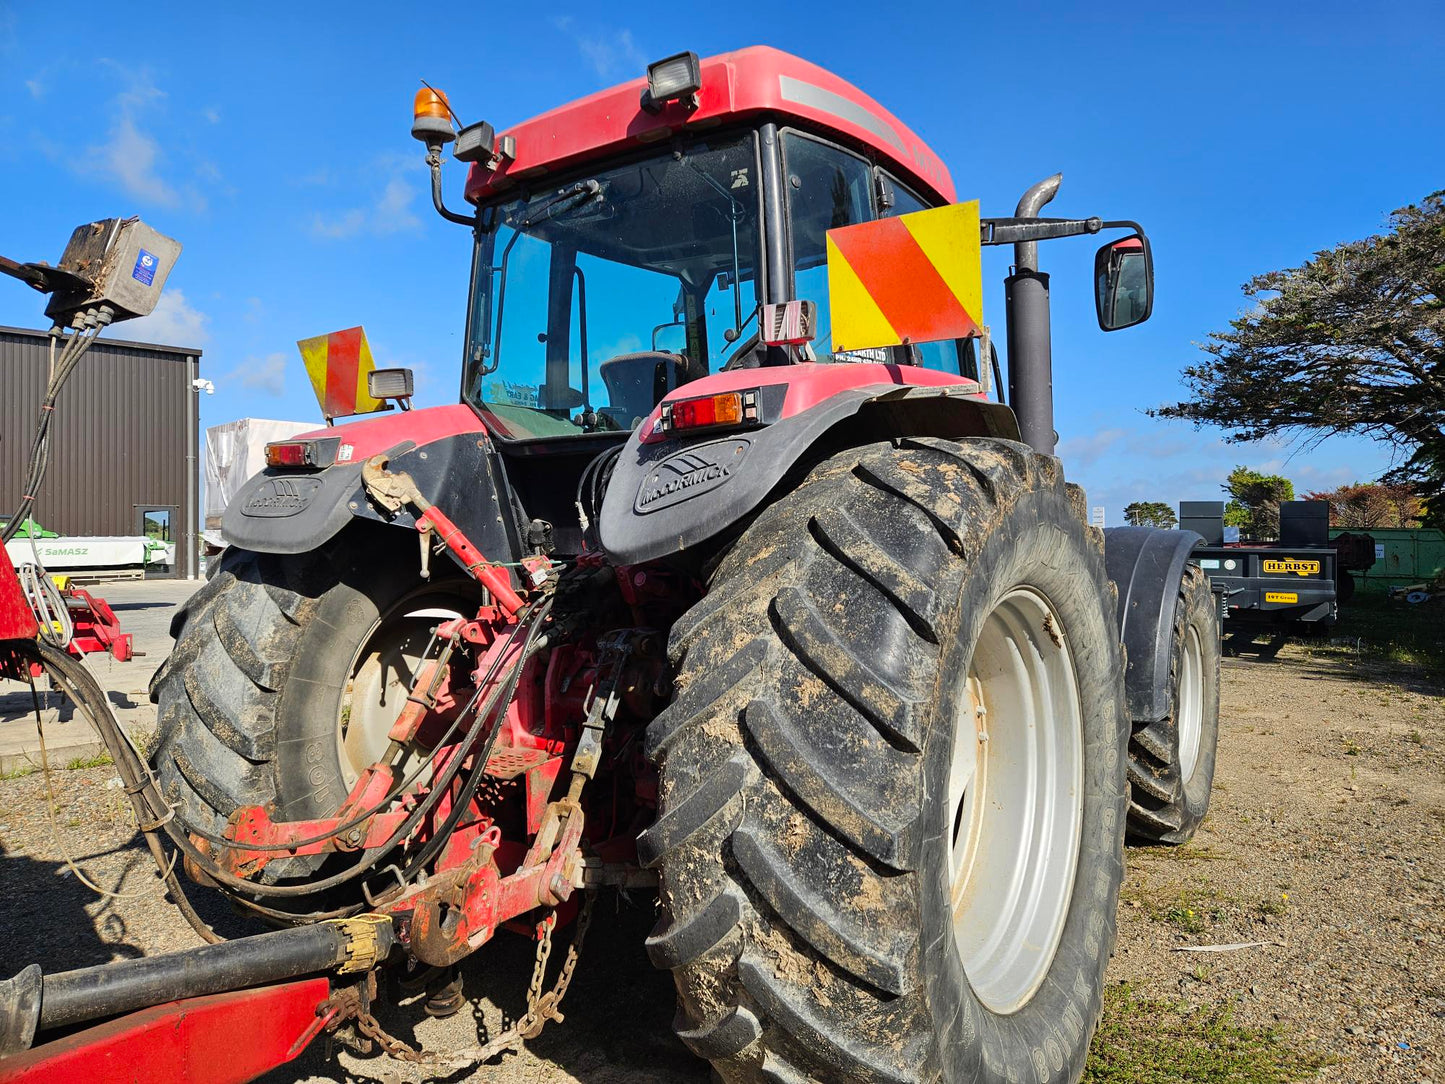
946, 587, 1085, 1015
1177, 624, 1204, 782
337, 598, 467, 790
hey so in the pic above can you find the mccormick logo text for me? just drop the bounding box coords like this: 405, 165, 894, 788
639, 455, 730, 509
633, 439, 751, 515
1262, 558, 1320, 576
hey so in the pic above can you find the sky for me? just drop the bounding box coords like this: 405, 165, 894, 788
1, 1, 1441, 525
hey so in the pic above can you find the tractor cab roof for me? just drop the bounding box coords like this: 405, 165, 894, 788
464, 45, 954, 206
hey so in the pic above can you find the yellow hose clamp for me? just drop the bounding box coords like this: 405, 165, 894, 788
330, 914, 392, 974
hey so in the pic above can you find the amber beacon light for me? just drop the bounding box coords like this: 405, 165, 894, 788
412, 87, 455, 145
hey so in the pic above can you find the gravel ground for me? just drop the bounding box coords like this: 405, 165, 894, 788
1, 642, 1440, 1083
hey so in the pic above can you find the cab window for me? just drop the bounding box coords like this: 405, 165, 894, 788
782, 133, 874, 359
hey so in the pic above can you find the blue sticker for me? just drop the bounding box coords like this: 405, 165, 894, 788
132, 249, 158, 286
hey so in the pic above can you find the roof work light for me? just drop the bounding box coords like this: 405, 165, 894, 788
642, 51, 702, 112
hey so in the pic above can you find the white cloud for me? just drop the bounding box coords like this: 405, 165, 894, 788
79, 67, 203, 211
310, 168, 420, 239
119, 290, 209, 348
550, 17, 646, 79
25, 77, 42, 99
235, 352, 287, 396
1056, 427, 1127, 469
202, 106, 220, 124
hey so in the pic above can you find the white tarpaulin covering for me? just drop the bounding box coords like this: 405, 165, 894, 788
5, 537, 174, 569
205, 417, 316, 529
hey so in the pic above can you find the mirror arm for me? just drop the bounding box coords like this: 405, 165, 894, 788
980, 217, 1103, 246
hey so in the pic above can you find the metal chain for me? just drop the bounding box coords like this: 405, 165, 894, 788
346, 889, 597, 1070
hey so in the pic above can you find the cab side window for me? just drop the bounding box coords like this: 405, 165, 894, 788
783, 133, 875, 359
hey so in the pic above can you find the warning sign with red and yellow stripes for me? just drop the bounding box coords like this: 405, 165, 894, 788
297, 326, 385, 420
826, 201, 983, 353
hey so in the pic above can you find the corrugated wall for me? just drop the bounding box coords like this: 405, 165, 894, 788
0, 325, 199, 576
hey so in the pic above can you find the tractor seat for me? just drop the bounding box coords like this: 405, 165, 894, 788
599, 351, 701, 429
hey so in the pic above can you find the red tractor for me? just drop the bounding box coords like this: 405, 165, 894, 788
2, 47, 1221, 1084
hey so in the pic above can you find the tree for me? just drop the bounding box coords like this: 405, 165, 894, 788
1223, 466, 1293, 539
1301, 481, 1421, 528
1123, 501, 1177, 528
1154, 192, 1445, 527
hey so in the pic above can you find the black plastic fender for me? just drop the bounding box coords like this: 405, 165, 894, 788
597, 384, 1018, 565
1103, 525, 1205, 722
221, 432, 519, 562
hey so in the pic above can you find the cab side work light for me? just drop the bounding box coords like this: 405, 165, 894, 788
661, 389, 759, 433
265, 438, 339, 470
642, 51, 702, 112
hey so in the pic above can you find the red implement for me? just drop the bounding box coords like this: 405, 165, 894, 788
0, 979, 330, 1084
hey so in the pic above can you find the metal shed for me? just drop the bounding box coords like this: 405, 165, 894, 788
0, 325, 202, 579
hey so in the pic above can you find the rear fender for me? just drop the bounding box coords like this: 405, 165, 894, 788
222, 405, 518, 562
1102, 526, 1206, 722
597, 374, 1017, 565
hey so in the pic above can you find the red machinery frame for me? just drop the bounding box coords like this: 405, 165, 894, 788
0, 979, 330, 1084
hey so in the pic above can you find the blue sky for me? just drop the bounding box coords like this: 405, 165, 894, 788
2, 2, 1441, 524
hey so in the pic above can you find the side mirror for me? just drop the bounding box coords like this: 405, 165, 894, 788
1094, 234, 1154, 331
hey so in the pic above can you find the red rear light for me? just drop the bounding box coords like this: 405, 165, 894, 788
662, 390, 758, 433
264, 440, 338, 470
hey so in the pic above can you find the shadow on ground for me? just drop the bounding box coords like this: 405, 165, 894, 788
0, 839, 257, 974
268, 893, 707, 1084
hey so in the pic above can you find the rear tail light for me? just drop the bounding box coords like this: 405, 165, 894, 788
264, 438, 339, 470
661, 390, 759, 434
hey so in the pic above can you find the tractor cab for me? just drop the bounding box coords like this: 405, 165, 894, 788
418, 47, 980, 446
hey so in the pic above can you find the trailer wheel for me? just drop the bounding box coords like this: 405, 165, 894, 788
149, 535, 475, 879
1125, 564, 1221, 845
643, 438, 1127, 1084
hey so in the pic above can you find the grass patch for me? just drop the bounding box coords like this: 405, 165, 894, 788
64, 750, 113, 770
1121, 885, 1229, 932
0, 763, 35, 780
1135, 844, 1229, 863
1086, 984, 1329, 1083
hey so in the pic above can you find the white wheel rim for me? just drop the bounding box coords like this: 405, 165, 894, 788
946, 588, 1084, 1015
337, 606, 465, 789
1176, 624, 1204, 782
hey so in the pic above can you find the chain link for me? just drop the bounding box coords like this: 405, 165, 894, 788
345, 889, 596, 1070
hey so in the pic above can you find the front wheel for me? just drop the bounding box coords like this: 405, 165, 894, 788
642, 438, 1128, 1084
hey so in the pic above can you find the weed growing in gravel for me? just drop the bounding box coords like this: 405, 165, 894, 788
0, 763, 35, 780
64, 751, 113, 770
1086, 984, 1329, 1084
1255, 893, 1289, 917
1167, 904, 1207, 934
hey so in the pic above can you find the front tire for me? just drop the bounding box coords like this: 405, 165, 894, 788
642, 438, 1128, 1084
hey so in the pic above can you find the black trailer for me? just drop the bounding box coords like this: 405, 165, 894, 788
1185, 501, 1340, 630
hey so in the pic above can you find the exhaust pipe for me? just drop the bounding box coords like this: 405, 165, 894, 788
1005, 173, 1062, 456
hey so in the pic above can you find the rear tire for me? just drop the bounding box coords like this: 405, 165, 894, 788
149, 536, 476, 878
1124, 564, 1221, 845
643, 438, 1128, 1084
